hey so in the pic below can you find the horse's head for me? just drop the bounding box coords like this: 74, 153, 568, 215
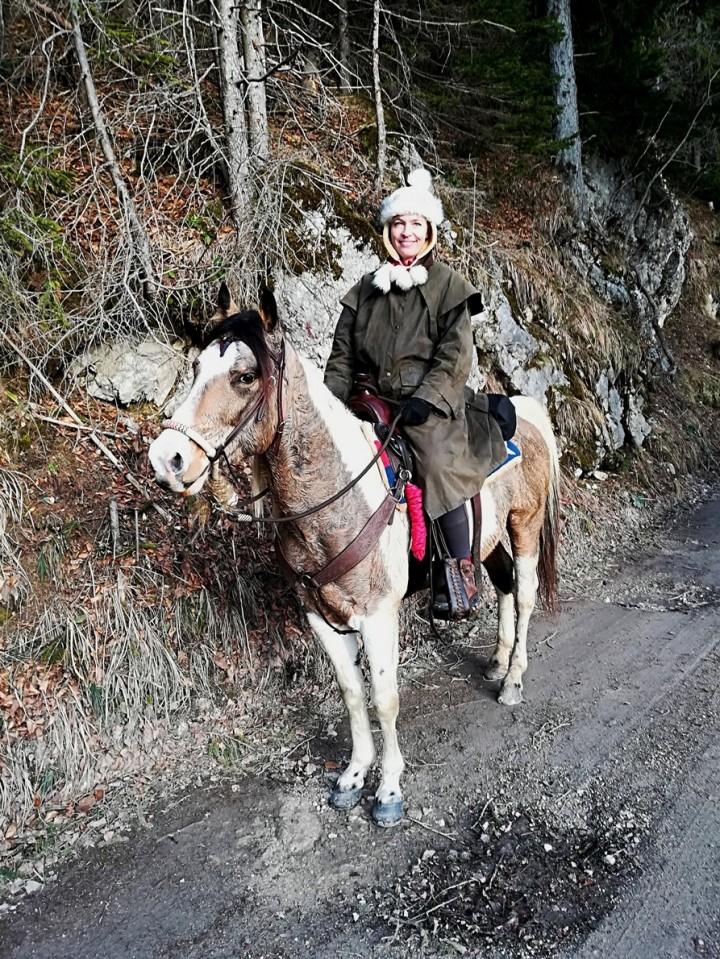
149, 283, 283, 495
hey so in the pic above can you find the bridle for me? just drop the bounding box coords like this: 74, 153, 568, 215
161, 341, 287, 492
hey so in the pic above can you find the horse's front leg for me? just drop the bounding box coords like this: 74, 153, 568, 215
498, 553, 539, 706
308, 613, 375, 810
362, 604, 405, 827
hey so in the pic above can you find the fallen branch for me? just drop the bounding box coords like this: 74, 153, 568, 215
0, 328, 171, 522
31, 411, 130, 441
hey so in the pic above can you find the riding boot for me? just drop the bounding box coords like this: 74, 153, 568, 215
438, 556, 480, 620
432, 503, 480, 621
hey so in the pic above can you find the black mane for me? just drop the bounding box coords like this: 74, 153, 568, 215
205, 310, 275, 392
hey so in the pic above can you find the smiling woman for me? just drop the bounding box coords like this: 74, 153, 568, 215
389, 214, 430, 263
324, 167, 506, 620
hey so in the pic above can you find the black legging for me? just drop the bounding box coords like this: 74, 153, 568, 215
437, 503, 471, 560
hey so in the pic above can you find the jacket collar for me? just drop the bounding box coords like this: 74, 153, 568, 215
372, 250, 435, 294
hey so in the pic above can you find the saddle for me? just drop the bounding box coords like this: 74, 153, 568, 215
347, 382, 413, 475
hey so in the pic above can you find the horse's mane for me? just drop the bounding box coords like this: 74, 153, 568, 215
205, 311, 276, 400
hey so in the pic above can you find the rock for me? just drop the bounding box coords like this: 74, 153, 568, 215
581, 157, 692, 371
273, 225, 378, 370
70, 338, 195, 408
626, 392, 652, 447
473, 282, 569, 403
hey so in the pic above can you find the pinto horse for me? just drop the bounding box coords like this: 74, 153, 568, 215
149, 287, 560, 826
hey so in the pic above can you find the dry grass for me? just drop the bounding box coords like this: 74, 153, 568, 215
0, 547, 334, 833
0, 468, 31, 612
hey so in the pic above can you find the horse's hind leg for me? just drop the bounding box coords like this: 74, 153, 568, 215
498, 552, 539, 707
361, 604, 405, 827
308, 613, 375, 810
483, 543, 515, 682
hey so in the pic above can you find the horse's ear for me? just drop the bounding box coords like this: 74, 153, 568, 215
258, 287, 279, 333
215, 281, 238, 320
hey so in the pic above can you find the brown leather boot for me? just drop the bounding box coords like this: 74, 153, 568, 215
434, 558, 480, 621
459, 559, 480, 613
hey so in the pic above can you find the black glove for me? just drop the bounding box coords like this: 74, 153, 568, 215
399, 397, 432, 426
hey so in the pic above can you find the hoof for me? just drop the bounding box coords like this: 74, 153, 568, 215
372, 795, 404, 827
498, 682, 523, 706
484, 662, 509, 682
329, 784, 363, 811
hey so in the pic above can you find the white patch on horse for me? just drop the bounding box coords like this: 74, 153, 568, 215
479, 486, 499, 551
175, 340, 251, 423
300, 358, 386, 513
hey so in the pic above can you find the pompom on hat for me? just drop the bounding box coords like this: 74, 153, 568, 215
378, 168, 444, 226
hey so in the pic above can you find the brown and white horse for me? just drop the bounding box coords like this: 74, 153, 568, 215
149, 288, 560, 826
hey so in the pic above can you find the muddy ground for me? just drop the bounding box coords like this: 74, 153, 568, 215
1, 483, 719, 959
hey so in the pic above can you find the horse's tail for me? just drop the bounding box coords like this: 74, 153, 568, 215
511, 396, 561, 612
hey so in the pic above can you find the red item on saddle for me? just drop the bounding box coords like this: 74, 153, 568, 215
405, 482, 426, 561
374, 439, 426, 562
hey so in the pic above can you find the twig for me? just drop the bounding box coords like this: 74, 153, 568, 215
31, 412, 130, 440
0, 328, 171, 522
405, 895, 459, 925
470, 797, 494, 832
109, 498, 119, 559
284, 735, 315, 758
532, 718, 571, 747
31, 0, 71, 31
406, 816, 461, 841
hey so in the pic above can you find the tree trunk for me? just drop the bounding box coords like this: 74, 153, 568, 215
547, 0, 586, 223
69, 0, 158, 297
240, 0, 269, 163
215, 0, 251, 233
338, 0, 351, 90
372, 0, 387, 189
0, 1, 5, 69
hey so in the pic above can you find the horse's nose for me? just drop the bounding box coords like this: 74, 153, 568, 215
169, 452, 184, 474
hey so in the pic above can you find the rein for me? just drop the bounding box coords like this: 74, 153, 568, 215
227, 412, 403, 527
159, 341, 409, 634
160, 340, 405, 526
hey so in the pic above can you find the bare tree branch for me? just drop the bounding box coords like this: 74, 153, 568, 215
372, 0, 387, 188
69, 0, 159, 296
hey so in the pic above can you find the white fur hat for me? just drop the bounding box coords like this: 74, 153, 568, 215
379, 168, 444, 226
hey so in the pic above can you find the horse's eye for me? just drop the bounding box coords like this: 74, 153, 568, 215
192, 358, 200, 377
232, 371, 257, 387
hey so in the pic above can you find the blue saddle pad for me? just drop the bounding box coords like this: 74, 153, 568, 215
488, 439, 522, 477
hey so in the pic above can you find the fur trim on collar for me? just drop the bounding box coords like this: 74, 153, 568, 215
372, 262, 429, 293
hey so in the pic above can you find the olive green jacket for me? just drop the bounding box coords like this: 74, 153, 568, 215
324, 261, 506, 519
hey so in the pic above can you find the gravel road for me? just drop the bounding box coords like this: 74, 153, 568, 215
2, 487, 719, 959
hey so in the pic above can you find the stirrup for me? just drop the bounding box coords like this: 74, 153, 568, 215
432, 590, 451, 620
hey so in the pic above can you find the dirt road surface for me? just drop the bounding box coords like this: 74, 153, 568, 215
2, 488, 719, 959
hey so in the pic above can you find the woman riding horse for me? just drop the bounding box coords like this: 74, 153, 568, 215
324, 169, 508, 619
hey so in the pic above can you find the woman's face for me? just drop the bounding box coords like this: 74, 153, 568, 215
389, 214, 429, 261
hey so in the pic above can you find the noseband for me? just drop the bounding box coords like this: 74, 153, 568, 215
161, 341, 286, 488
